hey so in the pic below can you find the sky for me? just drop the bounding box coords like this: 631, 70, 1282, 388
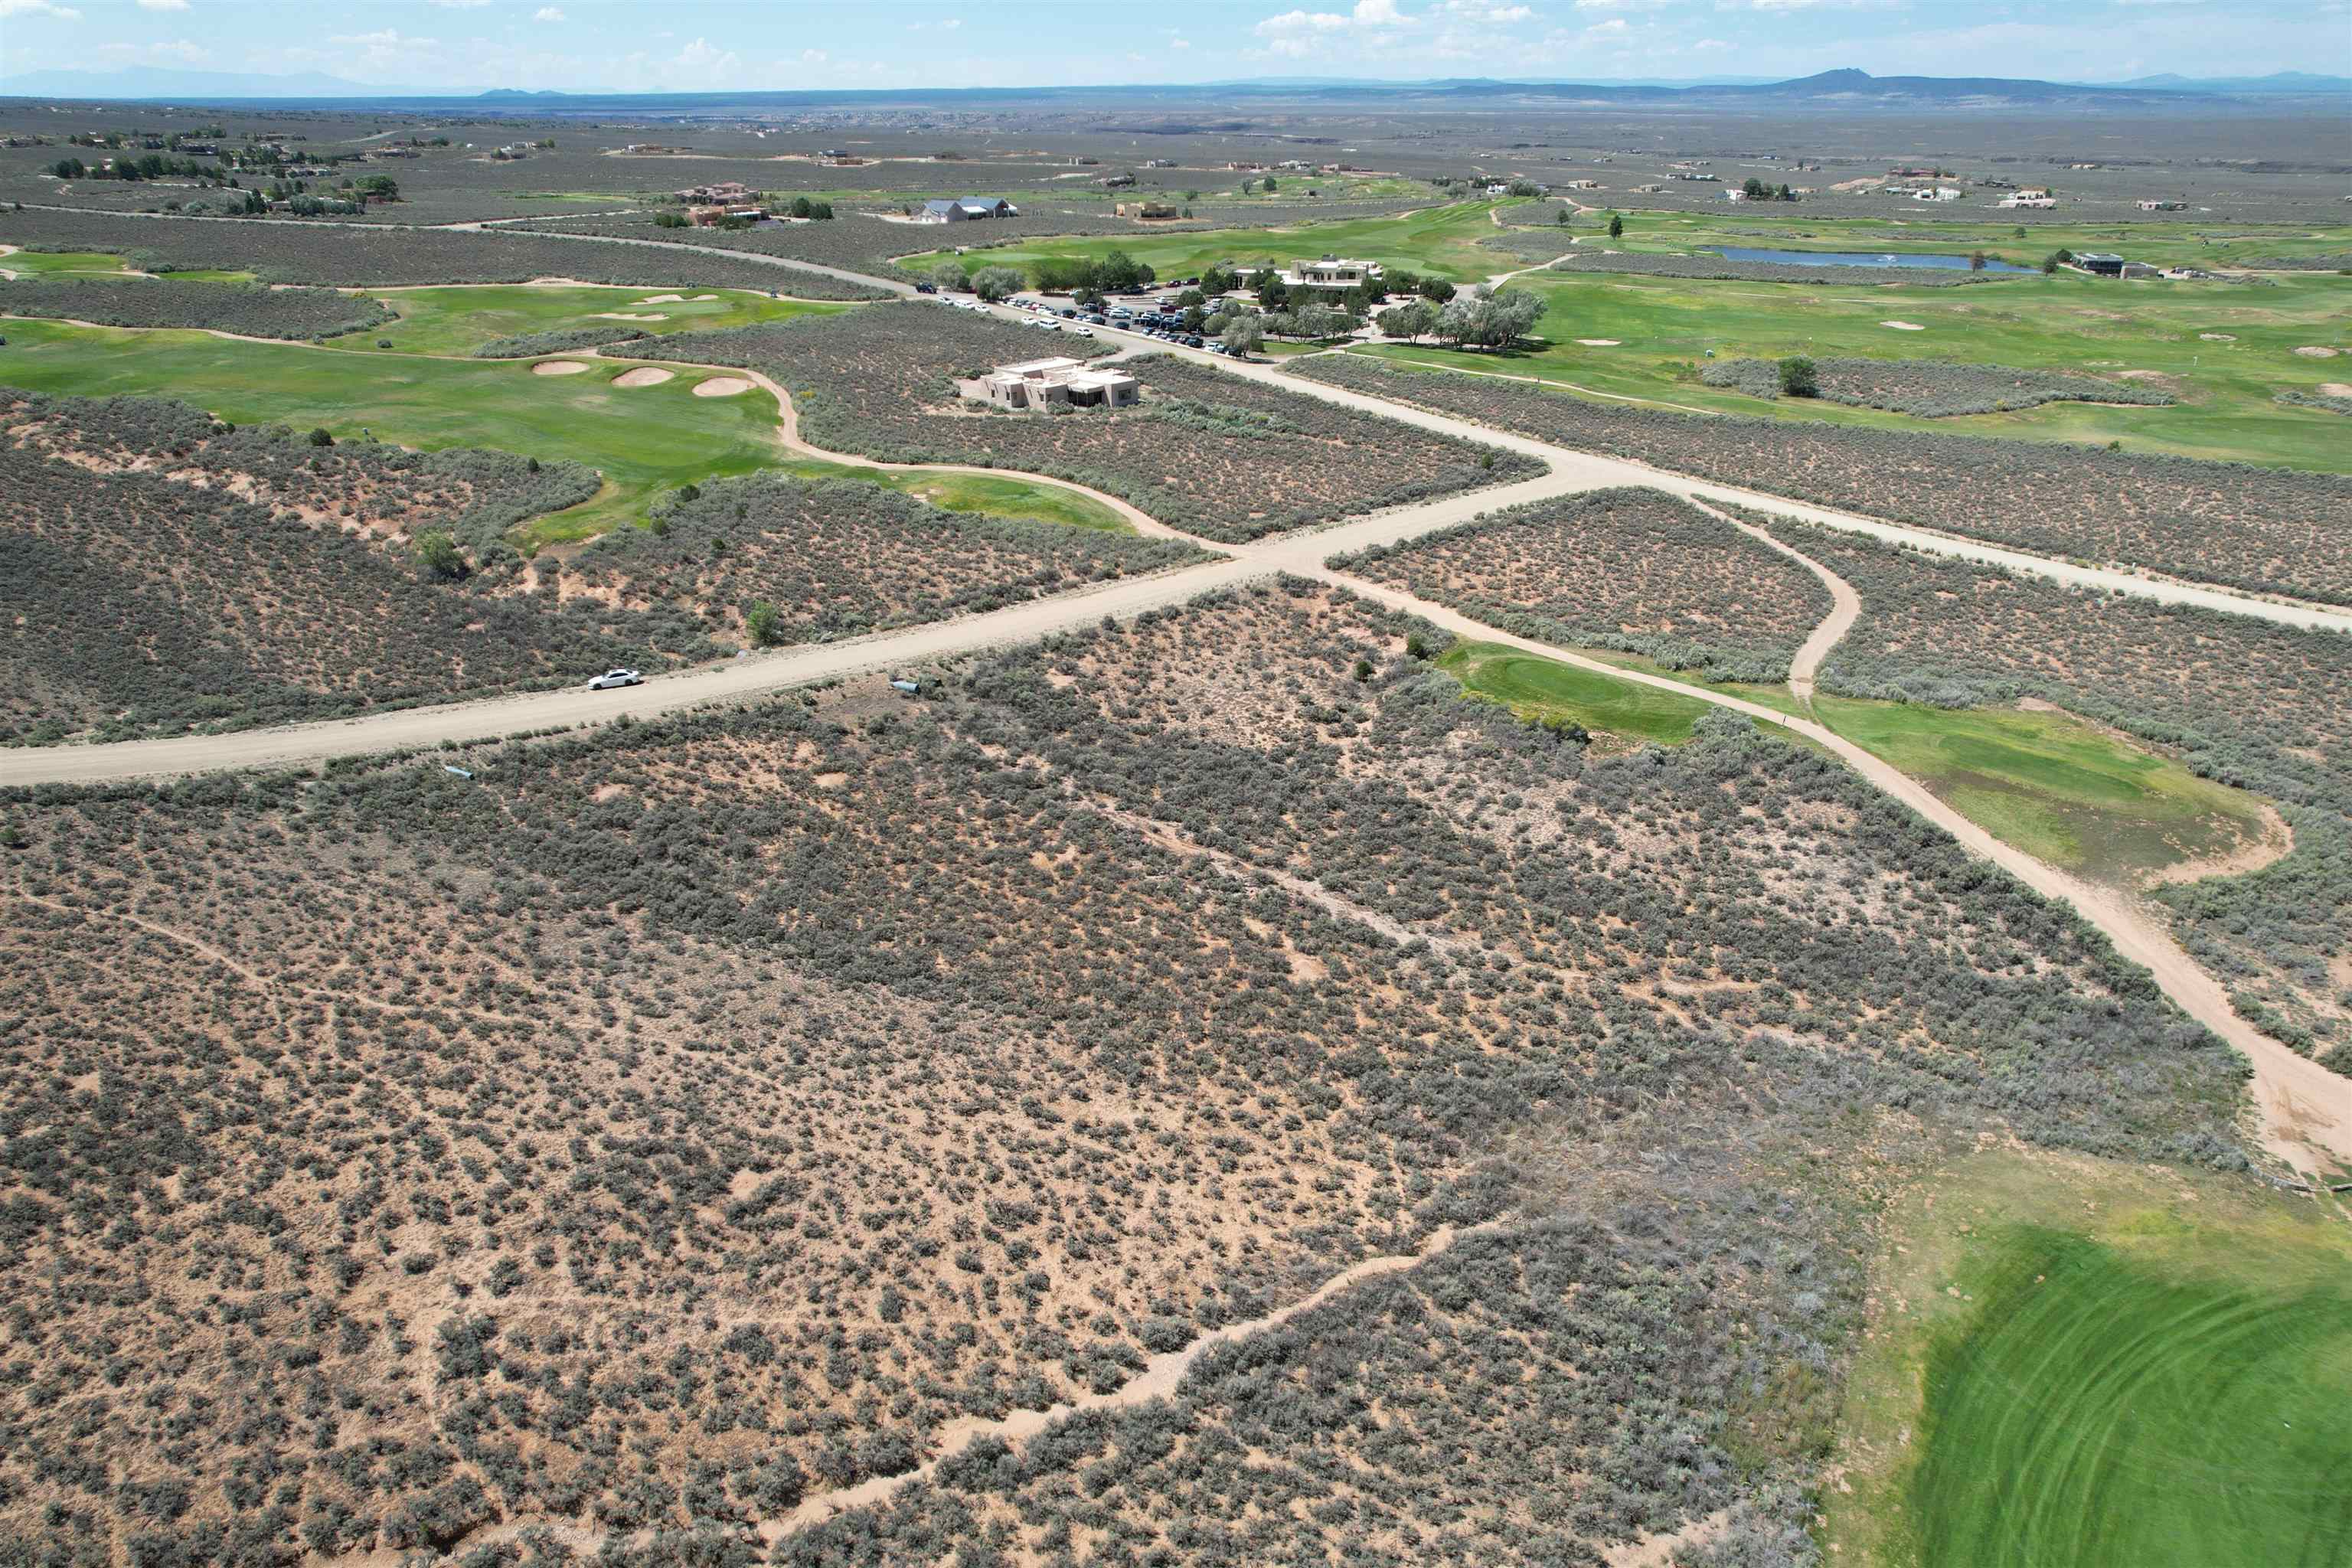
1, 0, 2345, 92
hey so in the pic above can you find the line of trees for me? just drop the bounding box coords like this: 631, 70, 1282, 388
1377, 286, 1547, 351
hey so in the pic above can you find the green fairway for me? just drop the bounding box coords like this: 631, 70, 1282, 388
1828, 1150, 2352, 1568
899, 201, 1523, 285
0, 318, 1135, 546
1344, 256, 2351, 471
1812, 696, 2274, 884
355, 283, 848, 356
1438, 641, 1713, 749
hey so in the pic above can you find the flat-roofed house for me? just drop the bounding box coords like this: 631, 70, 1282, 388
968, 357, 1141, 411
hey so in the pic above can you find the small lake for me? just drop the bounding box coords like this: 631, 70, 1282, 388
1710, 246, 2039, 274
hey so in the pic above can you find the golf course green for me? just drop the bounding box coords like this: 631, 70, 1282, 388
1438, 641, 1713, 748
1828, 1150, 2352, 1568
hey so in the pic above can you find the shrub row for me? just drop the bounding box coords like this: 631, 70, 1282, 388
0, 275, 394, 340
1700, 354, 2177, 416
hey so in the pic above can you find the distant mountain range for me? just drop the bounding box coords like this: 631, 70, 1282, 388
0, 64, 2343, 109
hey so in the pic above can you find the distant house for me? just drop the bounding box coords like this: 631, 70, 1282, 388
916, 196, 1020, 224
965, 357, 1140, 411
2076, 252, 2127, 276
1722, 189, 1747, 202
1099, 172, 1136, 188
677, 181, 752, 204
1116, 201, 1179, 220
1999, 191, 2056, 209
2137, 199, 2187, 212
1914, 185, 1963, 202
1484, 182, 1512, 196
1560, 179, 1601, 191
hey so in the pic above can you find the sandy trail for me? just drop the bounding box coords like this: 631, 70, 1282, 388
338, 1220, 1492, 1563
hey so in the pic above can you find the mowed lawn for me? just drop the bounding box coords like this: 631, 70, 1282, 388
1828, 1150, 2352, 1568
0, 316, 1136, 544
356, 283, 848, 357
899, 201, 1521, 286
1811, 696, 2274, 885
1437, 642, 1713, 750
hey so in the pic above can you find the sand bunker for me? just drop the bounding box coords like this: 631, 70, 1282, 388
693, 376, 755, 398
690, 293, 719, 301
591, 311, 668, 322
2199, 332, 2236, 341
1577, 338, 1622, 346
612, 367, 675, 388
1880, 320, 1926, 331
531, 359, 593, 376
637, 293, 685, 305
2319, 382, 2352, 397
2116, 370, 2173, 381
2293, 345, 2341, 358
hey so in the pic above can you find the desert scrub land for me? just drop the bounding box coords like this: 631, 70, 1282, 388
1289, 353, 2352, 605
644, 304, 1540, 543
349, 283, 851, 359
1699, 355, 2177, 416
1743, 508, 2352, 1070
0, 207, 893, 299
1825, 1148, 2352, 1568
1329, 486, 1831, 683
0, 275, 395, 341
0, 581, 2252, 1562
0, 388, 717, 741
570, 472, 1211, 645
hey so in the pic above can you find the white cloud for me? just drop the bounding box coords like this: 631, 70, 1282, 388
672, 36, 740, 72
1443, 0, 1533, 19
800, 47, 827, 62
532, 5, 565, 18
0, 0, 83, 18
1694, 34, 1731, 47
135, 0, 190, 11
940, 15, 959, 24
1576, 0, 1674, 9
1255, 0, 1420, 55
1169, 32, 1193, 47
423, 0, 491, 8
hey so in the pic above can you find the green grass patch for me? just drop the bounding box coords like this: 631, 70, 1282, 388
1438, 641, 1713, 748
0, 315, 1136, 547
775, 458, 1131, 532
1811, 696, 2274, 884
0, 249, 138, 276
1579, 648, 1808, 718
355, 283, 848, 357
1828, 1149, 2352, 1568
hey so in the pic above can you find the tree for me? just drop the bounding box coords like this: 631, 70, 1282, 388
2040, 252, 2063, 275
1969, 250, 1988, 271
1608, 213, 1624, 239
929, 262, 969, 292
1418, 276, 1456, 304
414, 531, 469, 580
1377, 299, 1434, 343
744, 601, 784, 646
307, 427, 335, 447
1778, 356, 1818, 397
970, 266, 1024, 302
1263, 176, 1279, 193
1221, 315, 1264, 357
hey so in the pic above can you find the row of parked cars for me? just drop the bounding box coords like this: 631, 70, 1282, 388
927, 286, 1243, 354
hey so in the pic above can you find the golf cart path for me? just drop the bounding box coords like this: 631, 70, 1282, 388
1687, 495, 1862, 707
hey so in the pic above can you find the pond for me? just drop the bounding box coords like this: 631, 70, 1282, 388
1710, 246, 2040, 273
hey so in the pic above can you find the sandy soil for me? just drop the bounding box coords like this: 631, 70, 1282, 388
637, 292, 685, 304
691, 374, 754, 397
590, 311, 667, 322
1880, 320, 1926, 331
530, 359, 592, 376
612, 366, 675, 387
2200, 332, 2237, 341
1577, 338, 1622, 346
2294, 345, 2341, 358
2318, 382, 2352, 397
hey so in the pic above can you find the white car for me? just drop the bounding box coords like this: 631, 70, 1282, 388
585, 668, 643, 691
1070, 325, 1094, 338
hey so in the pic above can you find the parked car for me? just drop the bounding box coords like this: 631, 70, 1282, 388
1070, 325, 1094, 337
914, 282, 937, 294
585, 668, 642, 691
1184, 334, 1204, 348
